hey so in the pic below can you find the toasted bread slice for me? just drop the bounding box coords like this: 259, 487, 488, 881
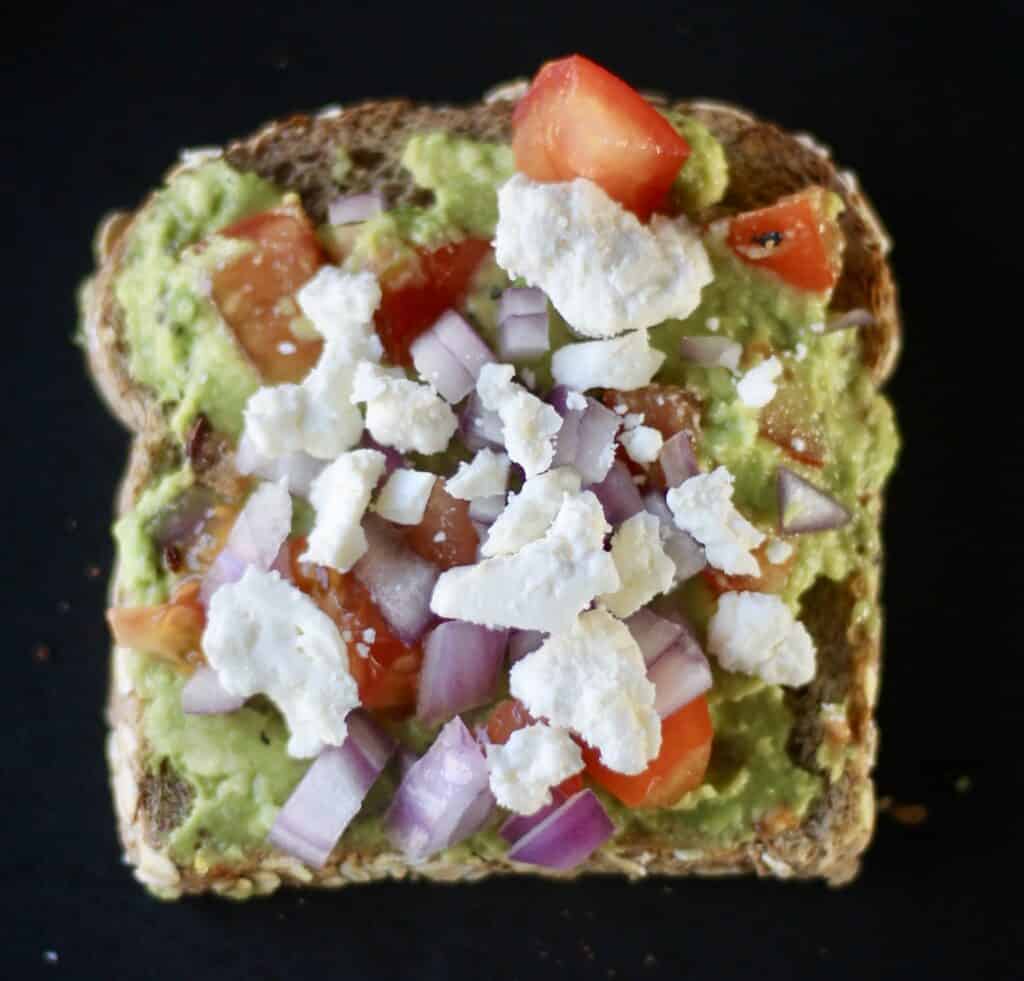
84, 88, 899, 897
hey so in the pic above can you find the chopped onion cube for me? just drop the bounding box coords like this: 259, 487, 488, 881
588, 459, 643, 526
777, 467, 851, 534
505, 790, 614, 870
499, 312, 550, 361
416, 621, 508, 724
680, 335, 742, 371
327, 191, 385, 226
181, 665, 246, 715
624, 608, 684, 666
647, 642, 713, 719
507, 628, 545, 665
459, 392, 505, 451
659, 431, 699, 488
499, 286, 547, 322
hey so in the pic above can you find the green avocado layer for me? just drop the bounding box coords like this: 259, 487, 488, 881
110, 118, 897, 872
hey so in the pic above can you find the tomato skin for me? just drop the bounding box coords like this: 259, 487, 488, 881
583, 695, 713, 808
702, 542, 795, 597
405, 482, 479, 571
374, 239, 490, 365
726, 188, 842, 293
759, 383, 827, 468
106, 580, 206, 670
513, 55, 690, 220
212, 204, 325, 382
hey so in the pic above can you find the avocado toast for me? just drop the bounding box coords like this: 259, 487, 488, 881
82, 57, 900, 898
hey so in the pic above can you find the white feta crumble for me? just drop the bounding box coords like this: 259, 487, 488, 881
599, 512, 675, 618
374, 468, 436, 525
203, 566, 360, 758
431, 490, 618, 633
809, 321, 825, 334
350, 362, 457, 455
550, 330, 665, 392
476, 363, 562, 478
481, 467, 582, 557
618, 425, 664, 464
565, 389, 588, 411
736, 356, 782, 409
791, 436, 807, 453
485, 723, 584, 815
794, 342, 808, 361
494, 174, 713, 338
667, 467, 765, 576
433, 531, 446, 543
510, 609, 661, 774
302, 449, 386, 573
707, 591, 816, 687
445, 448, 511, 501
765, 538, 794, 564
706, 316, 720, 332
277, 341, 297, 355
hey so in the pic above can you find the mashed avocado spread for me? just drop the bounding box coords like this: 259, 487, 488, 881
111, 118, 897, 872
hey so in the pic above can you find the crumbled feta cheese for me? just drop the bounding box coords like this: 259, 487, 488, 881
622, 413, 644, 430
278, 341, 297, 355
565, 389, 588, 411
706, 316, 720, 332
203, 567, 360, 758
374, 468, 436, 525
667, 467, 765, 576
302, 450, 386, 572
707, 591, 816, 687
736, 356, 782, 409
790, 436, 807, 453
765, 538, 794, 564
794, 342, 808, 361
351, 362, 457, 455
486, 723, 584, 815
809, 321, 825, 334
476, 363, 562, 478
619, 425, 664, 464
432, 531, 446, 543
445, 448, 511, 501
599, 512, 675, 618
551, 330, 665, 392
494, 174, 713, 338
481, 467, 582, 557
431, 490, 618, 632
510, 609, 661, 774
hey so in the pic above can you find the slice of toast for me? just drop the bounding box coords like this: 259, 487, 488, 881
83, 87, 899, 897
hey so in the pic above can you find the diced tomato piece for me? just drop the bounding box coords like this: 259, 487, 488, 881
513, 55, 690, 220
106, 580, 206, 670
288, 539, 421, 713
583, 695, 713, 808
759, 383, 827, 467
212, 204, 325, 382
726, 188, 842, 293
375, 239, 491, 365
405, 482, 479, 570
702, 541, 795, 597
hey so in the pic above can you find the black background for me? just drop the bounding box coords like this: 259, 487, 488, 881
7, 2, 1022, 978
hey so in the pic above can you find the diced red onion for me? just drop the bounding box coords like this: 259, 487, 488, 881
826, 308, 874, 332
624, 608, 684, 666
642, 491, 707, 582
410, 328, 475, 404
235, 435, 324, 496
468, 493, 506, 525
575, 399, 621, 484
416, 621, 509, 724
648, 642, 713, 719
152, 487, 215, 550
270, 542, 294, 582
181, 664, 246, 715
548, 385, 585, 468
327, 191, 384, 226
588, 459, 643, 526
505, 790, 614, 870
360, 433, 406, 477
659, 431, 699, 488
498, 286, 547, 322
459, 392, 505, 451
432, 309, 495, 380
353, 516, 440, 644
268, 710, 395, 867
777, 466, 851, 534
386, 716, 492, 862
508, 629, 545, 665
450, 785, 497, 842
680, 335, 742, 371
500, 786, 567, 843
396, 746, 419, 779
499, 312, 549, 361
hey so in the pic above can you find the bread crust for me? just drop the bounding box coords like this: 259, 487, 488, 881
85, 90, 899, 898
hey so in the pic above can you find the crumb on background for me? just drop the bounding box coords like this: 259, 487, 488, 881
33, 643, 51, 663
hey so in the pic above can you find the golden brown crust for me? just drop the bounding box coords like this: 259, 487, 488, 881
89, 92, 898, 897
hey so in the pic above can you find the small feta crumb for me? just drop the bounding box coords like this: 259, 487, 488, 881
476, 363, 562, 478
374, 468, 436, 525
706, 316, 720, 332
302, 450, 386, 572
445, 448, 511, 501
794, 342, 808, 361
551, 330, 665, 392
482, 467, 581, 557
277, 341, 297, 355
667, 467, 765, 576
433, 531, 447, 543
600, 512, 675, 618
619, 425, 664, 464
510, 609, 661, 774
707, 591, 816, 687
362, 628, 376, 643
809, 321, 825, 334
565, 390, 588, 411
486, 723, 584, 814
613, 403, 628, 416
622, 412, 644, 430
790, 436, 807, 453
736, 356, 782, 409
765, 539, 794, 564
356, 643, 370, 658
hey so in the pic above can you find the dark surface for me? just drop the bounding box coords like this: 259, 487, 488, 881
7, 2, 1021, 978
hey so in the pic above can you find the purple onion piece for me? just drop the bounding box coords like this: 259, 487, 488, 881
505, 790, 615, 870
680, 335, 742, 371
588, 460, 643, 526
826, 308, 873, 332
647, 643, 713, 719
624, 608, 684, 666
659, 431, 699, 489
498, 312, 549, 361
181, 665, 246, 716
359, 433, 406, 479
507, 629, 545, 666
410, 329, 475, 403
432, 309, 495, 380
500, 787, 567, 844
152, 487, 216, 551
777, 467, 851, 534
328, 191, 384, 226
575, 399, 621, 485
459, 392, 505, 452
642, 491, 707, 583
498, 286, 547, 322
548, 385, 586, 468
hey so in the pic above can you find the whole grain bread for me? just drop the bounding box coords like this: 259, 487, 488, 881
83, 86, 899, 898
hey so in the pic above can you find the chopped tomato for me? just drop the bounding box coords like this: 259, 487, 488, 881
759, 383, 827, 467
212, 204, 325, 382
513, 55, 690, 220
158, 497, 239, 576
405, 482, 479, 570
288, 539, 421, 713
106, 580, 206, 670
726, 188, 842, 293
702, 541, 795, 596
374, 239, 491, 365
583, 695, 713, 808
484, 699, 585, 797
